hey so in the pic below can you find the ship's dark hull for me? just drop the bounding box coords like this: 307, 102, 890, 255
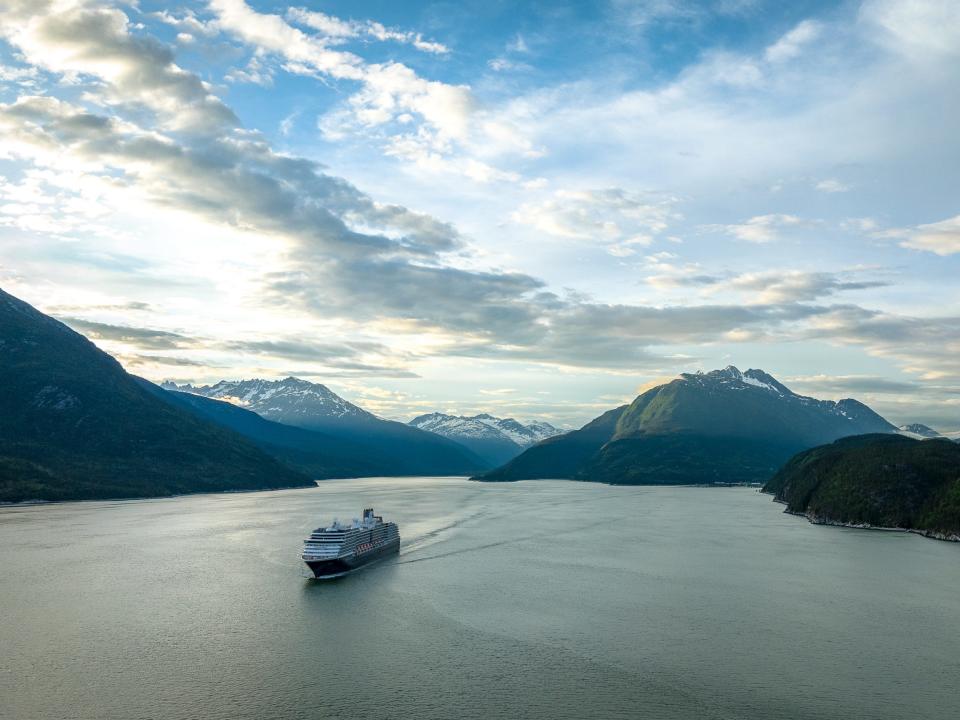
305, 538, 400, 579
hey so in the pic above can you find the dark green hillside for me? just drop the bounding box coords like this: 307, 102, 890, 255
577, 434, 802, 485
0, 288, 311, 502
764, 434, 960, 537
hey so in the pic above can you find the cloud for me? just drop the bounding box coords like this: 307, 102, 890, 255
899, 214, 960, 255
765, 20, 821, 63
49, 300, 152, 313
0, 95, 462, 260
803, 305, 960, 382
123, 354, 210, 368
286, 7, 449, 54
210, 0, 537, 183
220, 338, 419, 377
608, 0, 757, 28
56, 316, 420, 377
0, 63, 38, 86
645, 268, 889, 304
152, 9, 218, 39
785, 373, 921, 395
512, 188, 679, 255
784, 372, 960, 429
860, 0, 960, 60
814, 179, 849, 193
721, 270, 889, 303
721, 214, 802, 243
211, 1, 467, 141
3, 0, 960, 392
279, 111, 299, 136
60, 318, 194, 350
0, 0, 237, 132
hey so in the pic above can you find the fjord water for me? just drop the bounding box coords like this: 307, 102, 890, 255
2, 479, 958, 720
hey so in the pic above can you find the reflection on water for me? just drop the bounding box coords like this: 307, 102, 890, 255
2, 477, 959, 720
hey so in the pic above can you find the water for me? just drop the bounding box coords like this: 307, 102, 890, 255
1, 478, 958, 720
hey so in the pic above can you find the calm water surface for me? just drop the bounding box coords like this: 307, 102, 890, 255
1, 478, 958, 720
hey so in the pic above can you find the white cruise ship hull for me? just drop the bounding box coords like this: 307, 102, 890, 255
304, 536, 400, 579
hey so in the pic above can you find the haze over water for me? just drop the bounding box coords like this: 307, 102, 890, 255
2, 478, 958, 720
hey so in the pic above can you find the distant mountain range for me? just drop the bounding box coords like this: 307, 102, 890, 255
142, 383, 406, 480
0, 289, 312, 502
408, 412, 562, 466
164, 378, 488, 477
477, 366, 899, 485
763, 434, 960, 540
5, 283, 954, 504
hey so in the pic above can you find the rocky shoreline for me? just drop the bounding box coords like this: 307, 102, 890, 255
785, 508, 960, 543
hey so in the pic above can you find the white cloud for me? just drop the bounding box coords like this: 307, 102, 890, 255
210, 0, 528, 184
815, 179, 849, 193
765, 20, 821, 63
860, 0, 960, 59
721, 214, 802, 243
286, 7, 449, 54
0, 0, 236, 133
899, 214, 960, 255
152, 9, 217, 38
722, 270, 889, 304
512, 188, 679, 255
0, 63, 38, 85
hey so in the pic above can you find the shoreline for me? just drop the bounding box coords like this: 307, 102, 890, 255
0, 476, 479, 508
2, 477, 759, 508
0, 482, 321, 509
784, 508, 960, 543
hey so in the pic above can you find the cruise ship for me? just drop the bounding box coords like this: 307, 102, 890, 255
302, 508, 400, 579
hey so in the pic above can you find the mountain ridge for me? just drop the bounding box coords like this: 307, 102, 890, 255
898, 423, 943, 439
408, 412, 563, 466
477, 366, 898, 485
167, 377, 489, 476
0, 288, 313, 503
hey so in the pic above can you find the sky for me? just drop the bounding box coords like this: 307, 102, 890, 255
0, 0, 958, 430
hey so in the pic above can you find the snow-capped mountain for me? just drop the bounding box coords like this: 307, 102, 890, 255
897, 423, 943, 439
674, 366, 897, 433
162, 377, 373, 427
408, 412, 564, 466
472, 414, 563, 446
480, 365, 898, 484
161, 377, 490, 475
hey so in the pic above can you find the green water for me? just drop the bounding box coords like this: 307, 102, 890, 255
1, 478, 958, 719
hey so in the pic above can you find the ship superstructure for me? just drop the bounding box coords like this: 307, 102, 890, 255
302, 508, 400, 579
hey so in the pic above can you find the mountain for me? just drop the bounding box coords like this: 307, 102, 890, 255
898, 423, 943, 439
763, 434, 960, 540
141, 383, 396, 479
167, 378, 488, 476
408, 412, 563, 466
164, 377, 372, 427
473, 414, 563, 446
476, 366, 898, 485
0, 289, 312, 503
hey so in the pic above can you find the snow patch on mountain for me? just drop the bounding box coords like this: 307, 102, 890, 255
675, 366, 896, 431
897, 423, 943, 439
164, 377, 372, 423
409, 412, 563, 448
